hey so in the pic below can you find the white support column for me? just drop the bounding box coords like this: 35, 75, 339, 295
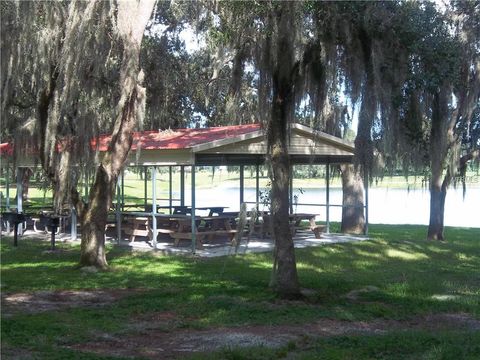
364, 166, 369, 236
191, 165, 196, 254
6, 166, 10, 232
239, 165, 244, 206
326, 161, 330, 234
116, 179, 121, 244
255, 164, 260, 210
180, 166, 185, 207
6, 166, 10, 209
144, 166, 148, 211
151, 166, 157, 249
169, 166, 173, 213
289, 165, 293, 214
71, 207, 77, 241
121, 171, 125, 211
16, 168, 23, 234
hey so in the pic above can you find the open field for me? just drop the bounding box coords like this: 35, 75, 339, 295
1, 223, 479, 359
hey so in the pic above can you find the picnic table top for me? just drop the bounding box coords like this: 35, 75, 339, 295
120, 211, 236, 220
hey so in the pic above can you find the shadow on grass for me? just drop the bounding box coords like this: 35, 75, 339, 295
1, 224, 479, 358
188, 330, 480, 360
1, 224, 479, 322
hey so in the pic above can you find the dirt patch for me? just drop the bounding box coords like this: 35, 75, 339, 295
1, 289, 144, 317
345, 285, 380, 301
3, 289, 479, 359
127, 311, 184, 332
68, 313, 480, 359
68, 325, 296, 359
1, 346, 37, 360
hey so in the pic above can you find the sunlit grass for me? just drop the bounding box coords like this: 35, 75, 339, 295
386, 248, 429, 260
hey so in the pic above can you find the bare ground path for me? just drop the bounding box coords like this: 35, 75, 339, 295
2, 289, 480, 359
67, 312, 480, 359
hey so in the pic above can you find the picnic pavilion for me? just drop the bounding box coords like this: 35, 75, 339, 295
1, 123, 367, 252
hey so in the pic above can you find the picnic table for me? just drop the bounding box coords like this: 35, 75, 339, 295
171, 206, 228, 216
289, 213, 324, 238
198, 214, 237, 242
161, 214, 237, 247
250, 212, 323, 238
122, 212, 238, 248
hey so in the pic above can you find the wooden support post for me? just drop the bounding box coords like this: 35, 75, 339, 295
326, 161, 330, 234
151, 166, 157, 249
239, 165, 244, 206
180, 166, 185, 207
191, 165, 196, 254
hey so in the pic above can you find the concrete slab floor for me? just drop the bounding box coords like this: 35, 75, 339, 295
2, 229, 369, 258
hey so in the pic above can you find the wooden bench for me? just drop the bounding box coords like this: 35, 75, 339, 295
297, 215, 325, 239
203, 229, 238, 242
105, 222, 116, 231
170, 229, 238, 248
170, 231, 208, 249
311, 225, 326, 238
124, 217, 149, 242
124, 218, 179, 242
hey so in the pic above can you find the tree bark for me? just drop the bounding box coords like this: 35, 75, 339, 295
340, 164, 365, 234
268, 119, 300, 298
268, 2, 301, 299
79, 87, 141, 268
341, 28, 372, 234
21, 168, 33, 203
427, 89, 450, 241
79, 0, 154, 268
427, 177, 448, 240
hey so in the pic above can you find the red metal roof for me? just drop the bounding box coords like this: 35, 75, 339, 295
92, 123, 262, 151
0, 124, 262, 156
0, 142, 13, 156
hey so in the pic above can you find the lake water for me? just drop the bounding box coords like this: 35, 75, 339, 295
173, 186, 479, 228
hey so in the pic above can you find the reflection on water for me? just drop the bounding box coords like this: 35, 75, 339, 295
165, 186, 479, 228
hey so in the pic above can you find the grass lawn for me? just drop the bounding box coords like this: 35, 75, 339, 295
1, 224, 479, 359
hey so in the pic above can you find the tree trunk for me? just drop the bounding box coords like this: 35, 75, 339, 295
79, 84, 142, 268
342, 29, 373, 234
268, 2, 301, 299
80, 166, 111, 268
78, 0, 154, 268
427, 179, 447, 240
268, 121, 300, 298
427, 89, 450, 241
340, 164, 365, 234
21, 168, 33, 203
